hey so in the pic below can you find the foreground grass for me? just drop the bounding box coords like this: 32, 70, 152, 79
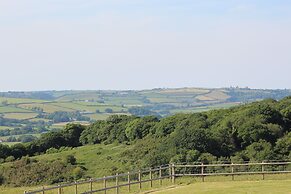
154, 179, 291, 194
1, 173, 291, 194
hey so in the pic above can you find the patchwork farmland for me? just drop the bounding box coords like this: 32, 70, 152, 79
0, 87, 291, 144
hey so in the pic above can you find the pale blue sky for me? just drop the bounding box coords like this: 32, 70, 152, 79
0, 0, 291, 91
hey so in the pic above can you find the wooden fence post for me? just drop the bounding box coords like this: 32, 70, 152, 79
262, 162, 265, 180
159, 166, 162, 186
231, 163, 234, 181
90, 178, 93, 192
58, 185, 61, 194
201, 163, 204, 182
75, 181, 78, 194
169, 164, 172, 181
172, 164, 175, 183
149, 168, 153, 188
116, 173, 119, 194
103, 176, 107, 194
127, 172, 130, 192
138, 170, 142, 190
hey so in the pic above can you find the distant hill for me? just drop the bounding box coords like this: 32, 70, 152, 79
1, 87, 291, 117
0, 87, 291, 141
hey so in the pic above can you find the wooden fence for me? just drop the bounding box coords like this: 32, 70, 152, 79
24, 161, 291, 194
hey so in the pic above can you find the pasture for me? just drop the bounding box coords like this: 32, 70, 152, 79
3, 113, 38, 120
154, 179, 291, 194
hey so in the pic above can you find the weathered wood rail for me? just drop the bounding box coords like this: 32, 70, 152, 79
24, 161, 291, 194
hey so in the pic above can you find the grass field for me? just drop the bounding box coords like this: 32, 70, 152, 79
3, 113, 38, 120
0, 126, 12, 130
0, 97, 46, 104
0, 106, 31, 113
170, 102, 239, 114
154, 179, 291, 194
1, 174, 290, 194
30, 143, 131, 178
18, 103, 75, 113
86, 113, 111, 120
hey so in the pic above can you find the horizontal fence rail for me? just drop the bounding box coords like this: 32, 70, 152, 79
174, 161, 291, 183
24, 165, 172, 194
24, 161, 291, 194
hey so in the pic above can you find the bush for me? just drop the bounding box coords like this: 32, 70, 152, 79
46, 148, 58, 154
104, 108, 113, 113
72, 167, 84, 180
5, 156, 15, 162
64, 155, 76, 165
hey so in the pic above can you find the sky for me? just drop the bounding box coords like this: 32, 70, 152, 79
0, 0, 291, 91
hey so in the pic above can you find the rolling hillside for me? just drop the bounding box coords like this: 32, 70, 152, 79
0, 87, 291, 144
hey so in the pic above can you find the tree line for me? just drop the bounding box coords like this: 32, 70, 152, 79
1, 97, 291, 167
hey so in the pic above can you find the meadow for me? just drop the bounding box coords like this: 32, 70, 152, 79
154, 180, 291, 194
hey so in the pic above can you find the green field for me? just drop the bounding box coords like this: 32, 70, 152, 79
0, 106, 31, 113
0, 97, 46, 104
154, 179, 291, 194
0, 126, 12, 130
2, 87, 290, 123
26, 143, 131, 178
18, 103, 75, 113
3, 113, 38, 120
1, 173, 290, 194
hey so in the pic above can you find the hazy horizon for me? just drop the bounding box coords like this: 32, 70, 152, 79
1, 85, 291, 93
1, 0, 291, 91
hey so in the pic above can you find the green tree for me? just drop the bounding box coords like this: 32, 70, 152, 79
275, 132, 291, 160
64, 155, 77, 165
62, 124, 85, 147
245, 140, 274, 161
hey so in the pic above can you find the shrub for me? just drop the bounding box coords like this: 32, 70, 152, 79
64, 155, 76, 165
72, 167, 84, 179
5, 156, 15, 162
46, 148, 58, 154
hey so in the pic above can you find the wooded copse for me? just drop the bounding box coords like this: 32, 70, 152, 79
0, 97, 291, 186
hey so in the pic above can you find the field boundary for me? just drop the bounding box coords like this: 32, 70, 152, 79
24, 161, 291, 194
